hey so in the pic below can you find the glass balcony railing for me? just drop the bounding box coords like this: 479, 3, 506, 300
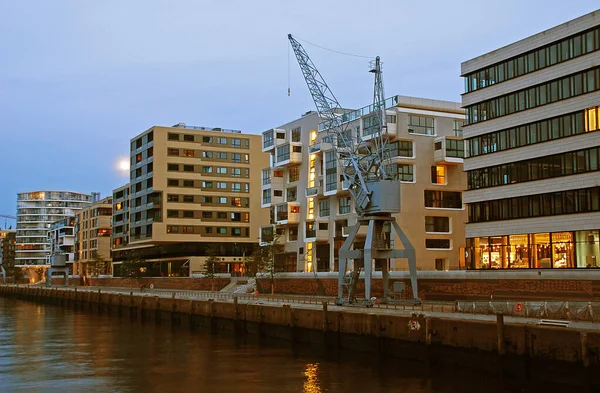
319, 95, 399, 131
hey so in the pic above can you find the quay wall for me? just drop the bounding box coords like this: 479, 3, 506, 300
1, 284, 599, 390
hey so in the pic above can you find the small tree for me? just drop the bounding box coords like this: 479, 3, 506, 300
120, 257, 144, 288
202, 245, 219, 291
251, 230, 283, 295
87, 251, 107, 283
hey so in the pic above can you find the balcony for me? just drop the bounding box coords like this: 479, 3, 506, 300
305, 185, 322, 198
274, 203, 300, 225
434, 136, 464, 165
274, 143, 302, 167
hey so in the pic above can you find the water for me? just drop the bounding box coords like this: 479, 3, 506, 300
0, 297, 584, 393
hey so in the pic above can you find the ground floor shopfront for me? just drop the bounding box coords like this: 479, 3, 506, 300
466, 229, 599, 269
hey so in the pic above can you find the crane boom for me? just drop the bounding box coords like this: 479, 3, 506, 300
288, 34, 372, 212
0, 214, 16, 220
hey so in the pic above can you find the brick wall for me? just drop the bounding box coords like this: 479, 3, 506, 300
49, 277, 230, 291
257, 277, 600, 301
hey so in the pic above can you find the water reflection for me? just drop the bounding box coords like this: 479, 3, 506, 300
303, 363, 322, 393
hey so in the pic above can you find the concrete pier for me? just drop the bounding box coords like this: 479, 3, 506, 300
1, 284, 598, 389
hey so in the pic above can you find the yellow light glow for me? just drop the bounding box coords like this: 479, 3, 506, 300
114, 157, 130, 176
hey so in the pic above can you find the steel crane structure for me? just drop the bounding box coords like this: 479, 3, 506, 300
288, 34, 419, 305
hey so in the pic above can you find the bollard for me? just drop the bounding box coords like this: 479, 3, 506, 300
496, 314, 505, 355
581, 332, 590, 367
322, 302, 329, 332
425, 317, 432, 345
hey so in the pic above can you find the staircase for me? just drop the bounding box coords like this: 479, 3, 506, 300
220, 277, 256, 294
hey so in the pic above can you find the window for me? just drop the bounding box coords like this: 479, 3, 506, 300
167, 194, 179, 202
408, 115, 435, 135
202, 151, 213, 158
217, 227, 227, 234
202, 196, 213, 203
231, 153, 241, 162
325, 151, 337, 192
291, 127, 301, 142
273, 190, 283, 197
453, 121, 464, 137
183, 195, 194, 203
339, 197, 351, 214
286, 187, 297, 202
425, 216, 450, 233
396, 164, 414, 182
232, 138, 241, 147
288, 166, 300, 182
167, 210, 179, 218
262, 189, 271, 205
276, 144, 290, 162
167, 179, 179, 187
232, 228, 242, 236
263, 131, 274, 148
431, 166, 446, 184
276, 132, 285, 139
217, 152, 227, 159
426, 239, 451, 249
217, 167, 227, 174
231, 168, 241, 177
183, 150, 194, 157
202, 181, 213, 188
202, 211, 212, 218
293, 146, 302, 153
184, 134, 194, 142
446, 139, 464, 158
435, 258, 446, 271
168, 133, 179, 141
466, 66, 600, 124
216, 212, 227, 219
289, 226, 298, 241
183, 165, 194, 172
202, 166, 213, 173
305, 222, 316, 238
231, 212, 241, 221
217, 137, 227, 144
386, 140, 413, 158
202, 136, 212, 143
231, 197, 242, 207
217, 182, 227, 189
319, 200, 330, 217
167, 225, 179, 233
183, 180, 194, 187
231, 183, 241, 192
217, 197, 227, 204
182, 226, 194, 234
168, 148, 179, 156
424, 190, 462, 209
183, 210, 194, 218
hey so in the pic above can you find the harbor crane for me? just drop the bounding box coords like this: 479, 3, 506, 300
0, 214, 17, 230
288, 34, 419, 305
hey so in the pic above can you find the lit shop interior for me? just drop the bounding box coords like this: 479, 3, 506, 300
466, 230, 599, 269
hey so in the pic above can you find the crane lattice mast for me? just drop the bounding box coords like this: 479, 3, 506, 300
288, 34, 420, 305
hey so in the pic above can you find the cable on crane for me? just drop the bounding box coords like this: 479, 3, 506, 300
290, 34, 375, 59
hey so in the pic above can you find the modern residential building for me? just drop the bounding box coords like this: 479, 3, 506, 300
461, 10, 600, 270
111, 123, 270, 276
1, 229, 16, 271
260, 96, 467, 272
47, 216, 76, 273
16, 191, 92, 267
74, 195, 113, 277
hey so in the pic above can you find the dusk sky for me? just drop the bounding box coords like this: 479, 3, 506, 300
1, 1, 598, 220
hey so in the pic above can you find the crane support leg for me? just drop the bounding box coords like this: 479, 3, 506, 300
338, 223, 361, 301
391, 220, 419, 301
363, 220, 375, 301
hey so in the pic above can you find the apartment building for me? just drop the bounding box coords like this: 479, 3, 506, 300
111, 123, 269, 276
16, 191, 92, 266
74, 196, 113, 276
462, 10, 600, 270
47, 216, 76, 272
261, 96, 467, 272
1, 229, 16, 271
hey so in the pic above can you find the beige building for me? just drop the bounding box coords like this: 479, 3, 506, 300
261, 95, 467, 272
111, 123, 269, 277
74, 196, 113, 276
462, 10, 600, 270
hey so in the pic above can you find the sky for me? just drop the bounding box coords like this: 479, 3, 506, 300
0, 0, 598, 220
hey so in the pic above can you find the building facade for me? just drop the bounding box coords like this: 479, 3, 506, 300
261, 96, 467, 272
47, 216, 76, 272
74, 196, 113, 277
461, 11, 600, 270
111, 123, 270, 276
16, 191, 92, 266
1, 229, 16, 272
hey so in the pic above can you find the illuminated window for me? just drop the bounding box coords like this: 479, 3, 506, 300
290, 205, 300, 214
586, 106, 598, 132
183, 150, 194, 157
431, 166, 446, 184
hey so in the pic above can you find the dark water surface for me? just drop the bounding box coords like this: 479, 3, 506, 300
0, 297, 584, 393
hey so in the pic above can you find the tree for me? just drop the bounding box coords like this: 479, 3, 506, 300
202, 245, 219, 291
120, 257, 144, 288
87, 251, 108, 282
250, 230, 284, 295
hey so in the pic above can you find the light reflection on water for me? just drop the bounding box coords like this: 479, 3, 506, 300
0, 297, 582, 393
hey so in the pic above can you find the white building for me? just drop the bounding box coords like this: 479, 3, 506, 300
16, 191, 92, 266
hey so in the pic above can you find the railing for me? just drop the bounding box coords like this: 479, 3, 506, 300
319, 95, 399, 131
